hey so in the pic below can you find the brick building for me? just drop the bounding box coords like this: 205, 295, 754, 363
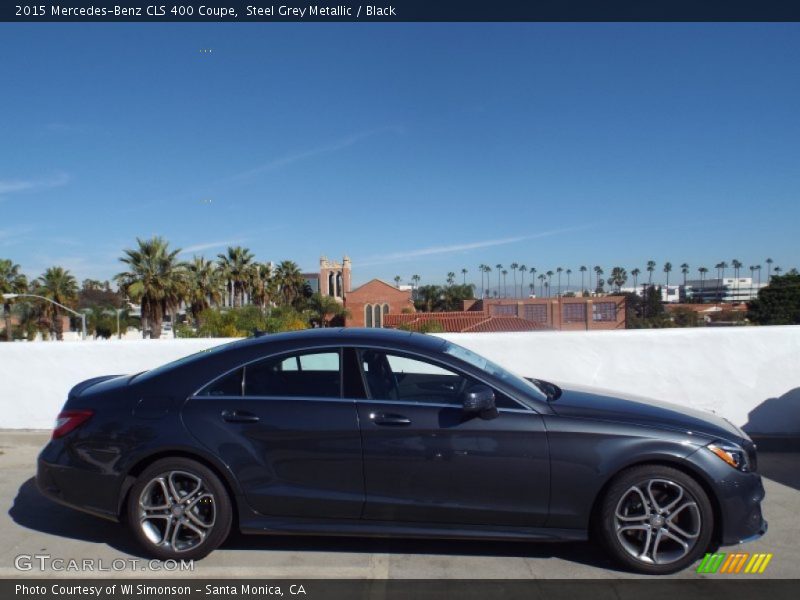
383, 296, 625, 333
313, 256, 415, 327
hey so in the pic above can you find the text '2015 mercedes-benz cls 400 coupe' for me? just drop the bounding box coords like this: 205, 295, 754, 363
37, 328, 767, 574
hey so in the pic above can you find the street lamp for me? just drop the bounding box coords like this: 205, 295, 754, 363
2, 293, 86, 340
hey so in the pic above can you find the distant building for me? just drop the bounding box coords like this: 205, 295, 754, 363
314, 256, 415, 328
383, 296, 625, 333
684, 277, 765, 303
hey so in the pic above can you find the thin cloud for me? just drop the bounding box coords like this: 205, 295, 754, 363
0, 172, 70, 196
231, 126, 402, 180
178, 239, 249, 255
360, 227, 592, 266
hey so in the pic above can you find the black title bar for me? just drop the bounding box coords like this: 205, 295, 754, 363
4, 1, 800, 22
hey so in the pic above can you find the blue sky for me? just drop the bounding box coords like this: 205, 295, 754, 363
1, 23, 798, 288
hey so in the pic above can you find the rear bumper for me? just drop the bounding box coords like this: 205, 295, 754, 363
36, 447, 121, 522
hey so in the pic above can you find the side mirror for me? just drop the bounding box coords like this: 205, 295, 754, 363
462, 384, 496, 416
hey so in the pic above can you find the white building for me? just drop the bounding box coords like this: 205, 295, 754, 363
684, 277, 765, 303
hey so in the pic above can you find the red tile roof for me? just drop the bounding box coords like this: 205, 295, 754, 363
382, 312, 549, 333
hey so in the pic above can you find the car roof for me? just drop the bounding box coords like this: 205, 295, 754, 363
235, 327, 447, 352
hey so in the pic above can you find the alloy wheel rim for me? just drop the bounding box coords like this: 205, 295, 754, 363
614, 478, 701, 565
138, 470, 216, 552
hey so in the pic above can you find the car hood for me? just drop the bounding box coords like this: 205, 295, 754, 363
549, 383, 746, 443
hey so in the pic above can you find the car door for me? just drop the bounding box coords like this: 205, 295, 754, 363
181, 348, 364, 519
351, 347, 550, 527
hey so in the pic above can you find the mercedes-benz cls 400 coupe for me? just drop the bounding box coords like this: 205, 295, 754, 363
37, 328, 766, 574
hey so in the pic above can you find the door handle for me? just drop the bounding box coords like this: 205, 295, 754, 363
370, 412, 411, 426
221, 409, 260, 424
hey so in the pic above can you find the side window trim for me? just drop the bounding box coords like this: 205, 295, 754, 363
192, 346, 344, 399
354, 346, 529, 410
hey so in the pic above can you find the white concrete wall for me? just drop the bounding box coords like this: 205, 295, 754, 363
1, 327, 798, 434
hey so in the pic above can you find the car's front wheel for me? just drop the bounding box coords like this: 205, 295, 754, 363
127, 457, 232, 560
597, 464, 714, 574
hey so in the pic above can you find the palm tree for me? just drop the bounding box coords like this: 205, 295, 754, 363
529, 282, 535, 297
529, 267, 537, 294
698, 266, 708, 303
731, 259, 742, 301
663, 262, 672, 289
680, 263, 690, 287
483, 265, 492, 298
461, 268, 468, 285
35, 266, 79, 340
556, 267, 563, 296
217, 246, 254, 307
766, 257, 774, 282
646, 260, 656, 285
715, 261, 728, 302
773, 266, 783, 277
495, 264, 503, 297
446, 271, 456, 287
477, 264, 486, 298
518, 264, 526, 298
501, 269, 508, 297
411, 274, 421, 297
249, 262, 276, 311
394, 275, 401, 288
579, 265, 587, 294
609, 267, 628, 292
538, 273, 546, 297
275, 260, 307, 307
546, 270, 554, 297
753, 264, 762, 287
631, 267, 641, 290
593, 266, 603, 295
186, 256, 224, 325
566, 268, 572, 293
308, 293, 351, 327
510, 263, 519, 297
0, 259, 28, 341
116, 237, 183, 339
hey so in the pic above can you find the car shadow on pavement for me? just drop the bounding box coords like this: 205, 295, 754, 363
10, 476, 622, 572
9, 478, 148, 558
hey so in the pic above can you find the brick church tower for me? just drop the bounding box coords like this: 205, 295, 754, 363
319, 256, 352, 303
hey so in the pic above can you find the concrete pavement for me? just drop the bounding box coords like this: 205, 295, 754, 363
2, 431, 797, 579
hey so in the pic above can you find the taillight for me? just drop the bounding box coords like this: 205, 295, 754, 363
52, 409, 93, 439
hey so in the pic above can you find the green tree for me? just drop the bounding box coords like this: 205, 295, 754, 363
116, 236, 184, 339
217, 246, 254, 307
274, 260, 306, 307
556, 267, 563, 296
646, 260, 656, 285
34, 266, 79, 340
0, 259, 28, 341
510, 263, 519, 297
609, 267, 628, 292
631, 267, 641, 291
307, 293, 350, 327
747, 270, 800, 324
461, 268, 468, 285
394, 275, 402, 288
186, 256, 225, 325
579, 265, 587, 294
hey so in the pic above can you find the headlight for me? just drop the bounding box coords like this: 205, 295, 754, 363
707, 441, 750, 471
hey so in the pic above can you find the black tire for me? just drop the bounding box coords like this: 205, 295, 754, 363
597, 464, 714, 575
126, 457, 232, 560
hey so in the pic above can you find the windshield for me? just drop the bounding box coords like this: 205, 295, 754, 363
442, 341, 547, 402
133, 339, 246, 383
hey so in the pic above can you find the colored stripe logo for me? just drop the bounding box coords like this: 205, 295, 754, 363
697, 552, 773, 574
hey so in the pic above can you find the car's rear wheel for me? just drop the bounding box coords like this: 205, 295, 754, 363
597, 464, 714, 574
127, 457, 232, 560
